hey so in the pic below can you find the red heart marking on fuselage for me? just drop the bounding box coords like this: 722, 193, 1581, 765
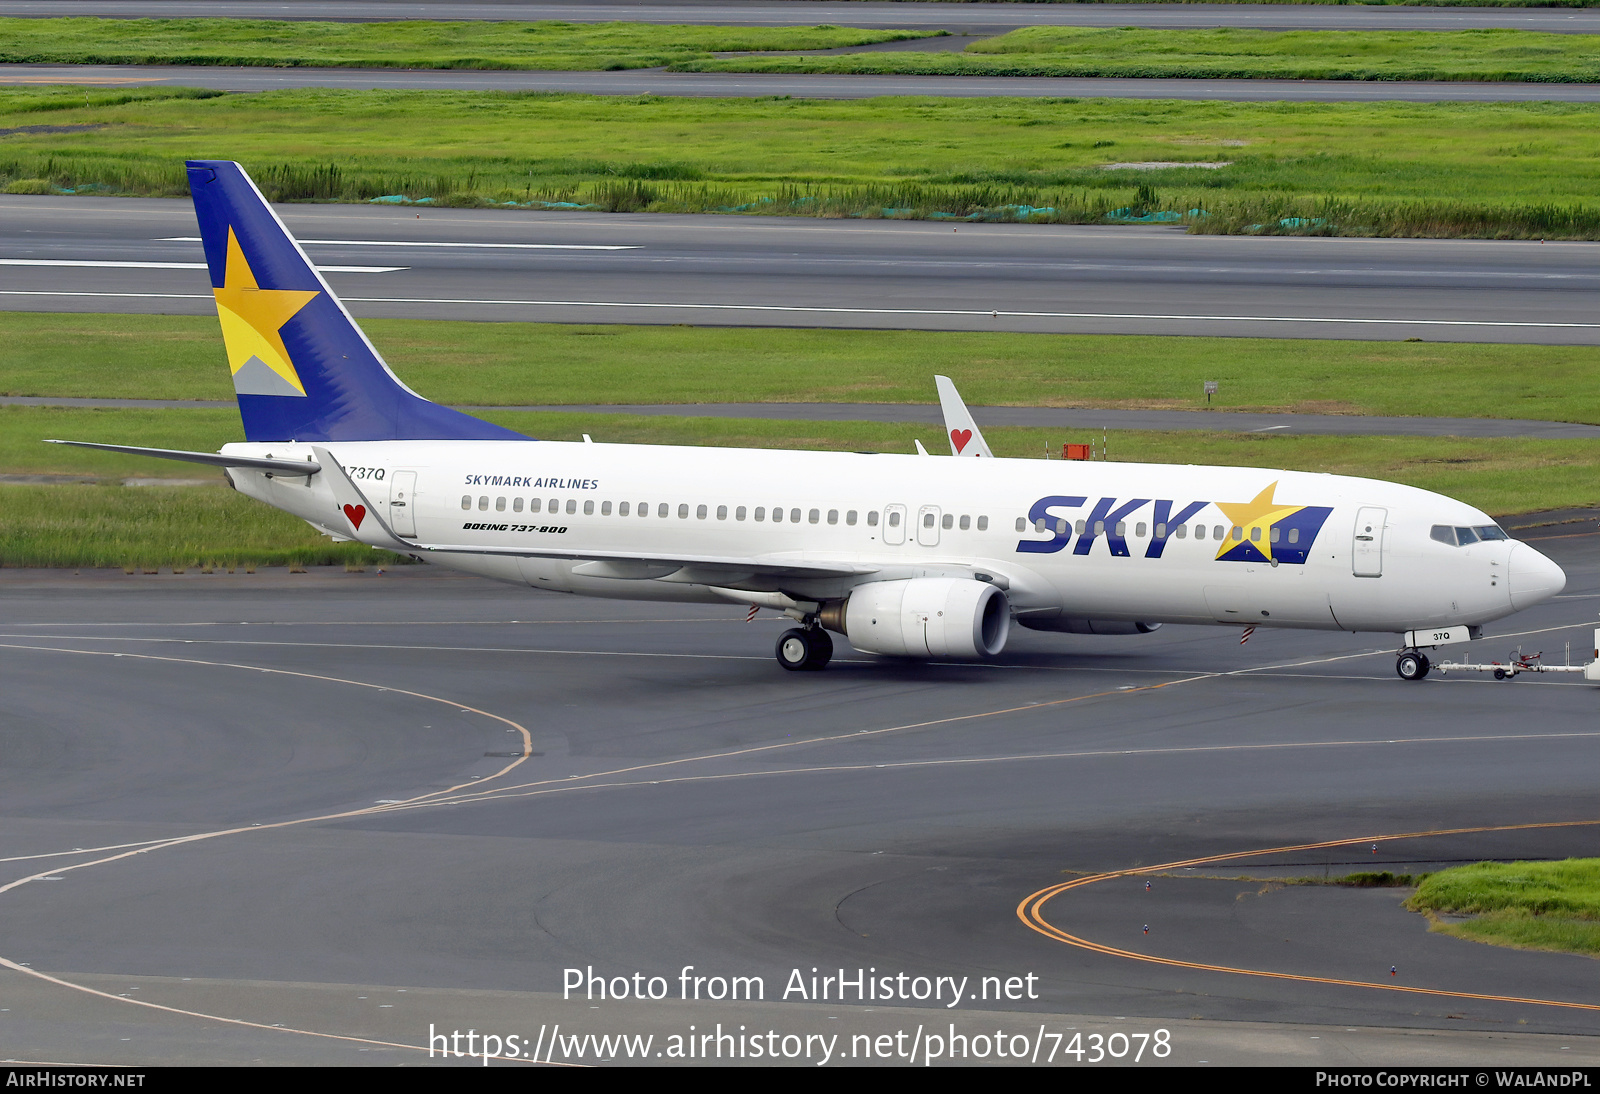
343, 504, 366, 530
951, 428, 972, 454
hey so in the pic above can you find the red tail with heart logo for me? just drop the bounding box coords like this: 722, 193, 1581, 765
343, 504, 366, 530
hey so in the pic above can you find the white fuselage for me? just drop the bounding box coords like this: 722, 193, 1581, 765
223, 438, 1559, 636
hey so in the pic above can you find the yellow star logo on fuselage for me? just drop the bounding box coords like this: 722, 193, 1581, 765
1213, 481, 1303, 560
212, 227, 319, 396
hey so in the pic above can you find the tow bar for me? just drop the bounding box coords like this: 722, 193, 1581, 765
1431, 628, 1600, 682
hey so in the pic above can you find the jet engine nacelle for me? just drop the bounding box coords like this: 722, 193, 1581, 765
827, 577, 1010, 659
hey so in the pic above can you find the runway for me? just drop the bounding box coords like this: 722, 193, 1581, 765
8, 1, 1600, 34
2, 525, 1599, 1065
9, 63, 1600, 102
7, 196, 1600, 344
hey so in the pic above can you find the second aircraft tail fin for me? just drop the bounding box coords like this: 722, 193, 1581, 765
934, 375, 993, 458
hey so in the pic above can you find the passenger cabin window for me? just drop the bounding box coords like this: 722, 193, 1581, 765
868, 511, 879, 527
478, 496, 489, 511
601, 501, 612, 516
1016, 517, 1026, 532
790, 508, 802, 523
846, 511, 857, 526
977, 516, 988, 531
941, 513, 953, 530
658, 503, 669, 518
697, 504, 707, 519
755, 507, 765, 521
1136, 522, 1147, 538
959, 515, 970, 531
1175, 524, 1186, 539
548, 498, 558, 512
460, 495, 471, 510
737, 506, 747, 521
827, 509, 838, 525
773, 507, 784, 523
809, 509, 820, 524
1213, 525, 1225, 540
679, 504, 690, 519
717, 505, 727, 520
584, 500, 594, 516
514, 498, 524, 513
888, 512, 900, 528
619, 501, 630, 516
496, 497, 506, 512
567, 500, 578, 515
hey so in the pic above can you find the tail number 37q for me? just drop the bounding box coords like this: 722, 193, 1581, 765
347, 466, 387, 481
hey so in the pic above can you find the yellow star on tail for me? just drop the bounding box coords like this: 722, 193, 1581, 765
212, 227, 319, 396
1214, 482, 1302, 560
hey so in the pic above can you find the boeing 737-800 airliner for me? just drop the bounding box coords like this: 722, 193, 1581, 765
48, 161, 1567, 678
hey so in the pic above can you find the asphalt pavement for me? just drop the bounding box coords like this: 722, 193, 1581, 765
6, 196, 1599, 344
2, 526, 1598, 1065
9, 63, 1600, 102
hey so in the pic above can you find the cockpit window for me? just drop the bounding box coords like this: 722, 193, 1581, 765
1432, 524, 1510, 547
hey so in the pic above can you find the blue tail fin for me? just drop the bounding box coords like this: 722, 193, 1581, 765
187, 160, 529, 444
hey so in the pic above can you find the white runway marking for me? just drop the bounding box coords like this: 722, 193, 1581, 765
5, 288, 1600, 330
159, 236, 638, 251
0, 259, 406, 273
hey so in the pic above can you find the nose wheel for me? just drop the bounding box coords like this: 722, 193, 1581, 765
776, 627, 833, 671
1396, 648, 1431, 682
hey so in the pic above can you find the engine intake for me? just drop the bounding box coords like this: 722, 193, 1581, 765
827, 578, 1010, 659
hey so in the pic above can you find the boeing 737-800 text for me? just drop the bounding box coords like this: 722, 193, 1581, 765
48, 162, 1567, 678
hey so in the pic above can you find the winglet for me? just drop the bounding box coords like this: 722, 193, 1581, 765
935, 375, 993, 458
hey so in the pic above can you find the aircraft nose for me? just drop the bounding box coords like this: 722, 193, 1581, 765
1509, 543, 1566, 611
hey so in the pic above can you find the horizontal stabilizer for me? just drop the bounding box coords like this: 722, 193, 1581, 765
43, 439, 320, 475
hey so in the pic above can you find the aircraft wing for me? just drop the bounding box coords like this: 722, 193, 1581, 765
934, 375, 993, 458
406, 541, 877, 581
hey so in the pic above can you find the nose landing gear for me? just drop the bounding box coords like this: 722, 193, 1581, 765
776, 625, 833, 671
1396, 648, 1431, 682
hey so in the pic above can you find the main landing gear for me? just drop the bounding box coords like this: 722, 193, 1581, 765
776, 625, 833, 671
1395, 648, 1431, 682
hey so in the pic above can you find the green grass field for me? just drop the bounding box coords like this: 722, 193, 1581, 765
5, 86, 1600, 237
8, 313, 1600, 424
1408, 859, 1600, 956
13, 19, 1600, 83
0, 18, 934, 70
690, 27, 1600, 83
